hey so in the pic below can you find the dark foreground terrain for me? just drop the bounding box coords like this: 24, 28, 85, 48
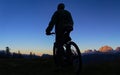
0, 58, 120, 75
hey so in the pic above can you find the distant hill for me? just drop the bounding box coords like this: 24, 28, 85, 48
41, 54, 52, 58
82, 50, 120, 65
41, 50, 120, 65
0, 50, 40, 59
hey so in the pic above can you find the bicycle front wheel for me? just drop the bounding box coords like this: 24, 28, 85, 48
67, 41, 82, 74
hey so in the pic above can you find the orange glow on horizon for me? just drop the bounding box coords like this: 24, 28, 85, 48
11, 49, 53, 56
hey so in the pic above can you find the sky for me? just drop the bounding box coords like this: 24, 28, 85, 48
0, 0, 120, 55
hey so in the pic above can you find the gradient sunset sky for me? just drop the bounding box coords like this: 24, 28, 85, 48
0, 0, 120, 55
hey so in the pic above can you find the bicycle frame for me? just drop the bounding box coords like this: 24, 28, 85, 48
50, 32, 82, 74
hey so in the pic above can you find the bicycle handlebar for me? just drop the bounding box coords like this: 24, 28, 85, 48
50, 32, 55, 35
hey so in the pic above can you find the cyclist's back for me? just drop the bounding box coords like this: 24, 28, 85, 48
55, 9, 73, 34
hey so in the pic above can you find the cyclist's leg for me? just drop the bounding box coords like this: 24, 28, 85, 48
55, 34, 65, 67
64, 32, 73, 65
64, 31, 71, 43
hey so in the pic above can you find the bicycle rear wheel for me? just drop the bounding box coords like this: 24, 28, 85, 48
66, 41, 82, 74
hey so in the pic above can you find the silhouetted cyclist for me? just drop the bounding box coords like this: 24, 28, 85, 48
46, 3, 74, 66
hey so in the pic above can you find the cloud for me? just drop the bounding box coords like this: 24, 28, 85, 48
99, 45, 113, 52
84, 49, 93, 53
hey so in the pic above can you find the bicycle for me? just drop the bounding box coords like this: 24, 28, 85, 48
50, 32, 82, 75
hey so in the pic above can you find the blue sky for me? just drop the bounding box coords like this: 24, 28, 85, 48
0, 0, 120, 55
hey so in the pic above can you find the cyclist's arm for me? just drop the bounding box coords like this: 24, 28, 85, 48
46, 12, 57, 34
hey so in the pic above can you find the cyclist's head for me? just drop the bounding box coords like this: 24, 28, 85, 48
57, 3, 65, 10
